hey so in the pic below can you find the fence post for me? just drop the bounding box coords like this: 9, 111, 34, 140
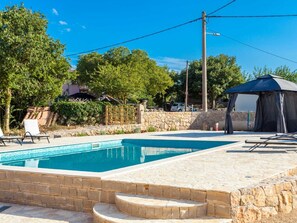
137, 104, 144, 124
105, 106, 109, 125
120, 106, 124, 125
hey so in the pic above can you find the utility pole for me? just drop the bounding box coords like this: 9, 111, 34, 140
202, 11, 208, 112
185, 60, 189, 111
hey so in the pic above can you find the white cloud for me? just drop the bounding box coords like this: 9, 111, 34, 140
81, 25, 87, 29
59, 20, 68, 25
65, 28, 71, 32
52, 8, 59, 16
154, 57, 187, 71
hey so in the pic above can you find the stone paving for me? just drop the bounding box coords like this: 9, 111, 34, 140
0, 202, 92, 223
102, 131, 297, 192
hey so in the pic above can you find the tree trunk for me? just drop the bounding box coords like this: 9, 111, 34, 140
212, 98, 216, 109
3, 88, 12, 133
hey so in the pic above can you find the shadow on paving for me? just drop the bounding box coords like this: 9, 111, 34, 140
154, 132, 259, 138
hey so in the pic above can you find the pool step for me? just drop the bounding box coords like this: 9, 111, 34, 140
93, 203, 233, 223
115, 193, 207, 219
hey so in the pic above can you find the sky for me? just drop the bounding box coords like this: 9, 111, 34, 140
1, 0, 297, 74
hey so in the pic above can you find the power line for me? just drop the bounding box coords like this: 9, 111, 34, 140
66, 17, 201, 57
208, 28, 297, 64
208, 0, 237, 16
208, 14, 297, 18
66, 1, 238, 58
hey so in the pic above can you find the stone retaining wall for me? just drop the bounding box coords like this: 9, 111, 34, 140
0, 169, 102, 212
47, 111, 255, 137
0, 168, 231, 218
48, 124, 142, 137
142, 110, 255, 132
231, 168, 297, 223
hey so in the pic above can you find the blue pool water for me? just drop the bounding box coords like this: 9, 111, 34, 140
0, 139, 234, 172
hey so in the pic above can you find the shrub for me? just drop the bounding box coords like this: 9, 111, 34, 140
115, 129, 125, 134
133, 128, 141, 133
147, 126, 156, 132
51, 101, 105, 125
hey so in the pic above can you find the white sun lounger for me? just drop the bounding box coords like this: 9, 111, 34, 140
0, 128, 22, 146
23, 119, 50, 143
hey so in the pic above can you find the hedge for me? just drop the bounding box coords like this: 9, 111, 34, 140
51, 101, 106, 125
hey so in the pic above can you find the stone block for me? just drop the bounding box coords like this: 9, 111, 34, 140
207, 203, 215, 216
83, 178, 102, 189
207, 190, 230, 205
275, 183, 284, 194
293, 195, 297, 209
123, 182, 137, 194
0, 180, 10, 190
88, 190, 101, 201
49, 185, 61, 196
191, 190, 206, 202
153, 207, 162, 219
136, 183, 149, 195
77, 188, 88, 198
72, 178, 83, 188
180, 188, 191, 200
131, 205, 140, 217
241, 195, 254, 206
230, 190, 241, 207
148, 185, 162, 197
215, 204, 231, 218
18, 182, 36, 193
145, 206, 155, 218
100, 191, 114, 203
0, 190, 16, 202
169, 187, 181, 199
69, 187, 77, 197
283, 182, 293, 191
180, 207, 190, 219
162, 207, 172, 218
60, 186, 69, 196
64, 176, 74, 186
41, 195, 56, 208
261, 207, 277, 218
262, 184, 276, 196
0, 171, 6, 179
278, 192, 293, 213
266, 195, 279, 207
252, 187, 266, 207
40, 174, 61, 185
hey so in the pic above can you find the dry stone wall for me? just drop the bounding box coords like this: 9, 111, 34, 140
231, 168, 297, 223
142, 110, 255, 132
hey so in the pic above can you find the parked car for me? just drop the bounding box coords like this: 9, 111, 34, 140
170, 103, 198, 112
170, 102, 185, 112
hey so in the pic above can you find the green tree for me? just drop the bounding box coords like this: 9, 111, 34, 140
180, 54, 244, 108
247, 65, 297, 83
76, 47, 173, 103
0, 4, 72, 132
76, 52, 104, 85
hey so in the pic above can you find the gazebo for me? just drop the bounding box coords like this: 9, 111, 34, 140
224, 75, 297, 134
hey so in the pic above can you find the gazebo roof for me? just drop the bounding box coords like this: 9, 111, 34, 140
226, 75, 297, 94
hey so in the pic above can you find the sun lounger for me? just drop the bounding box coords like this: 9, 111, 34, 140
245, 139, 297, 152
23, 119, 50, 143
0, 128, 22, 146
260, 132, 297, 140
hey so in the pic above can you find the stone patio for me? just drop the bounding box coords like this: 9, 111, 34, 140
0, 130, 297, 222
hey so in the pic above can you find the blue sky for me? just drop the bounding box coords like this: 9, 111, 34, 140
1, 0, 297, 73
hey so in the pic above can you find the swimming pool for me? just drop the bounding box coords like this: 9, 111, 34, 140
0, 139, 234, 172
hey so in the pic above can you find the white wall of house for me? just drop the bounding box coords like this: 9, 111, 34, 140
62, 84, 80, 96
235, 94, 258, 112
